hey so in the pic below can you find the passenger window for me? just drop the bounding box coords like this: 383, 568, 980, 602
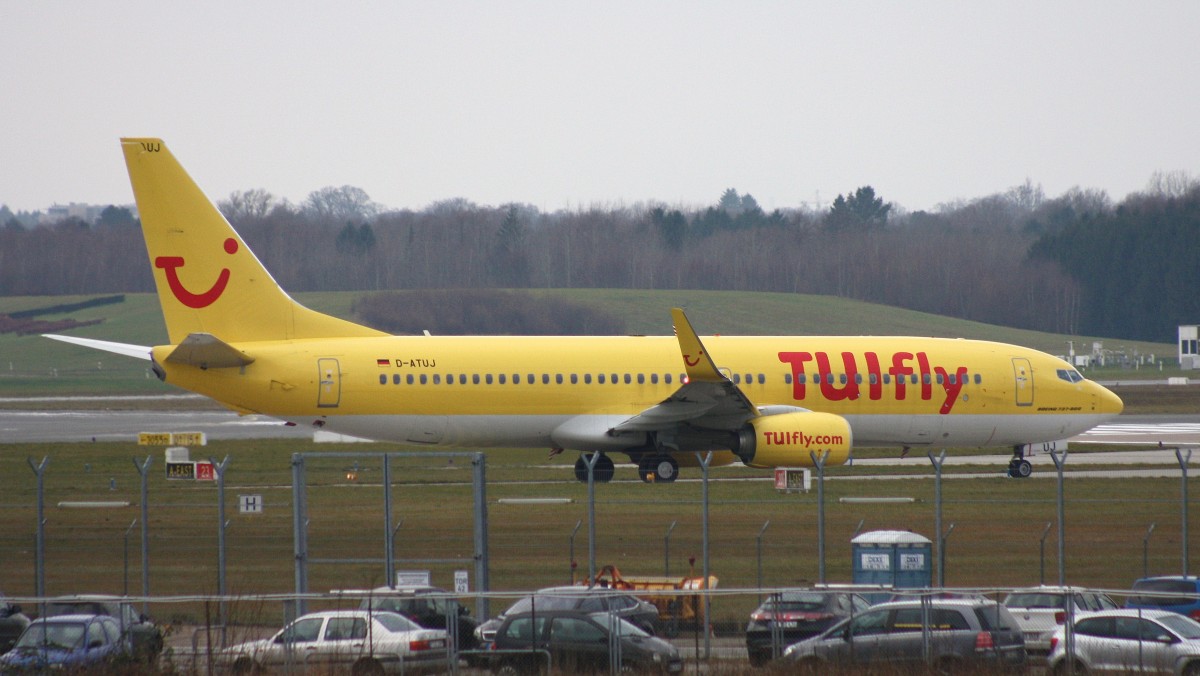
486, 374, 493, 385
883, 374, 891, 384
460, 375, 467, 384
733, 374, 741, 384
665, 374, 672, 384
849, 610, 888, 636
499, 374, 506, 384
611, 373, 619, 384
651, 374, 659, 384
1073, 617, 1111, 638
839, 374, 847, 384
513, 374, 520, 384
935, 373, 943, 384
598, 374, 606, 384
570, 374, 578, 384
281, 618, 324, 643
637, 374, 645, 384
556, 374, 563, 384
408, 374, 416, 385
472, 374, 479, 385
543, 374, 550, 385
923, 373, 931, 384
785, 374, 793, 384
433, 375, 441, 385
584, 374, 592, 384
624, 374, 632, 384
974, 374, 982, 384
419, 374, 427, 385
758, 374, 765, 384
379, 375, 387, 385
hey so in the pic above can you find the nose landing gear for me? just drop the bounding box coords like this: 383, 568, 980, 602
1007, 445, 1033, 478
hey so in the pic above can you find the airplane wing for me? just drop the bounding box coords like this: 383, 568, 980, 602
43, 334, 152, 361
610, 308, 758, 433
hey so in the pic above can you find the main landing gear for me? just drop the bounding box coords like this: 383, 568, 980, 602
638, 454, 679, 483
1007, 445, 1033, 478
573, 453, 615, 483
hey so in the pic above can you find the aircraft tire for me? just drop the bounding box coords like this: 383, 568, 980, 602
575, 453, 616, 483
594, 453, 615, 482
1015, 459, 1033, 478
653, 455, 679, 483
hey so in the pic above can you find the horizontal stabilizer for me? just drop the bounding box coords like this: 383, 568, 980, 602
43, 334, 152, 361
165, 333, 254, 369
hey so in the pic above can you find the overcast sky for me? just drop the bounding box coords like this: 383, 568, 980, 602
3, 2, 1197, 215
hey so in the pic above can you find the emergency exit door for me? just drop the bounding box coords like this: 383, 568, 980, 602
317, 358, 341, 408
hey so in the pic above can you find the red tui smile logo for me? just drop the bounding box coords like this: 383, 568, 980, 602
155, 238, 237, 309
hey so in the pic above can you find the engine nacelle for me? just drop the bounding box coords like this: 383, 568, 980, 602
733, 411, 853, 469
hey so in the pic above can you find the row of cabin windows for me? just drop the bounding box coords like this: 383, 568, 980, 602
379, 372, 684, 386
378, 371, 983, 387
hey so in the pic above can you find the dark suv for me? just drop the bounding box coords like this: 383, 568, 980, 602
359, 586, 479, 651
489, 610, 681, 674
476, 587, 659, 647
782, 598, 1026, 672
745, 589, 870, 667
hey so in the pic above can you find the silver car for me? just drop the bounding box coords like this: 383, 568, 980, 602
782, 598, 1026, 673
218, 610, 450, 675
1048, 609, 1200, 674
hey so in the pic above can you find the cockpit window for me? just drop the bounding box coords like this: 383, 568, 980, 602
1056, 368, 1084, 383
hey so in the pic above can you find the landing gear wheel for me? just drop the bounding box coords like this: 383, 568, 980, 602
1008, 458, 1033, 478
574, 453, 615, 483
638, 454, 679, 483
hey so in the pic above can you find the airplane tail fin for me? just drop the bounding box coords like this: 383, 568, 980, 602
121, 138, 386, 345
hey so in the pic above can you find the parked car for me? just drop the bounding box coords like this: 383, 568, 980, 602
359, 586, 479, 652
781, 598, 1026, 673
475, 586, 659, 647
0, 598, 29, 656
40, 594, 164, 664
1128, 576, 1200, 621
217, 610, 449, 675
488, 609, 682, 675
1047, 608, 1200, 674
1003, 586, 1120, 656
0, 614, 132, 673
744, 589, 871, 667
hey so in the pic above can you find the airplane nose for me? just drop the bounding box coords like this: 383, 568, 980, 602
1093, 382, 1124, 416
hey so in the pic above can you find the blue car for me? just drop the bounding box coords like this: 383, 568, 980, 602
1127, 575, 1200, 621
0, 614, 131, 673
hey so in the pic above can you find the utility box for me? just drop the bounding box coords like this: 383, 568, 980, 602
851, 530, 932, 600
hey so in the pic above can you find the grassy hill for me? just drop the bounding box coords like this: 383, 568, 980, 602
0, 290, 1178, 397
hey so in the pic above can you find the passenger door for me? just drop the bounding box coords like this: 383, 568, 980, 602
549, 616, 609, 672
264, 617, 326, 667
838, 609, 890, 666
316, 617, 369, 670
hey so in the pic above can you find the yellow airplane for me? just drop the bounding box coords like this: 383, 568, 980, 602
46, 138, 1124, 482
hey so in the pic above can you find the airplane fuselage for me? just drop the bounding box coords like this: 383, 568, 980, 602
155, 334, 1119, 453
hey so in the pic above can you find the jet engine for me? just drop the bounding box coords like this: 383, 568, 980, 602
732, 411, 853, 469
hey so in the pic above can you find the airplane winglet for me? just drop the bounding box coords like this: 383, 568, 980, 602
671, 308, 725, 383
43, 334, 152, 361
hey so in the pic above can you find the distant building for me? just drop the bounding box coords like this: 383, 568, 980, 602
38, 202, 137, 225
1180, 325, 1198, 370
